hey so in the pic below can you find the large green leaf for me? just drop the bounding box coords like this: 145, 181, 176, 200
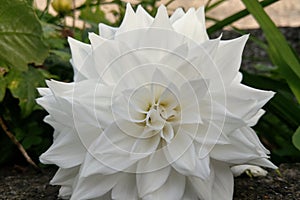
241, 0, 300, 102
292, 127, 300, 151
6, 67, 46, 118
0, 0, 49, 70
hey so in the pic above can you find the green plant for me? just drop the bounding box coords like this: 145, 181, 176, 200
0, 0, 51, 165
241, 0, 300, 153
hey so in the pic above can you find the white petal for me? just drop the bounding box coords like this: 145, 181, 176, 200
99, 23, 117, 39
130, 134, 160, 156
160, 123, 174, 143
241, 126, 271, 154
39, 127, 85, 168
68, 37, 99, 81
231, 164, 268, 177
71, 173, 119, 200
143, 169, 185, 200
181, 78, 209, 100
151, 69, 171, 100
158, 83, 179, 108
37, 87, 51, 96
72, 81, 114, 128
195, 6, 209, 40
184, 122, 227, 143
193, 155, 211, 180
173, 8, 208, 43
159, 43, 189, 72
68, 37, 91, 80
50, 166, 79, 186
117, 3, 137, 34
164, 131, 196, 175
79, 149, 118, 176
136, 149, 169, 173
89, 34, 129, 82
223, 83, 275, 123
137, 166, 171, 197
170, 8, 185, 23
136, 5, 154, 27
137, 28, 185, 62
47, 79, 114, 130
84, 121, 146, 173
210, 127, 274, 166
124, 87, 152, 114
197, 36, 221, 59
182, 180, 199, 200
46, 79, 74, 97
58, 186, 72, 199
51, 167, 79, 199
36, 96, 73, 128
113, 94, 147, 123
189, 175, 213, 200
214, 35, 249, 85
151, 5, 172, 30
211, 160, 234, 200
178, 79, 208, 124
247, 109, 266, 126
246, 158, 277, 169
91, 36, 148, 85
200, 100, 246, 134
112, 173, 138, 200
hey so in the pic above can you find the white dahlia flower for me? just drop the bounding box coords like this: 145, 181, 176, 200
37, 4, 277, 200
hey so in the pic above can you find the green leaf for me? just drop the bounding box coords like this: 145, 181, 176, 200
292, 126, 300, 151
207, 0, 277, 35
241, 0, 300, 103
0, 0, 49, 70
0, 77, 6, 102
6, 67, 46, 118
80, 5, 110, 25
22, 135, 42, 149
42, 22, 66, 49
205, 0, 225, 12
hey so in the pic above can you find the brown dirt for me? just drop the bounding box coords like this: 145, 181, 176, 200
233, 163, 300, 200
0, 163, 299, 200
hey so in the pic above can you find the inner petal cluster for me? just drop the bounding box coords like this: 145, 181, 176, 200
129, 84, 180, 143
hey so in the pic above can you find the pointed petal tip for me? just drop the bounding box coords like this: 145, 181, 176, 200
39, 152, 50, 165
88, 31, 97, 39
126, 2, 133, 9
137, 4, 143, 10
196, 5, 205, 13
125, 2, 135, 14
154, 4, 170, 22
158, 4, 167, 10
67, 36, 74, 43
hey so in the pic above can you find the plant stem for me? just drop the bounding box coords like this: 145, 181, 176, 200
0, 116, 39, 170
72, 0, 76, 30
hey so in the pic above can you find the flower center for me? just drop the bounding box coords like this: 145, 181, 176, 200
146, 104, 166, 130
144, 101, 179, 143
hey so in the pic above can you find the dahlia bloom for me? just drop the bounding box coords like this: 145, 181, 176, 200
37, 4, 276, 200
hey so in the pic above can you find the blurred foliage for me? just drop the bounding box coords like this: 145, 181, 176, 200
0, 0, 299, 165
0, 0, 48, 71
